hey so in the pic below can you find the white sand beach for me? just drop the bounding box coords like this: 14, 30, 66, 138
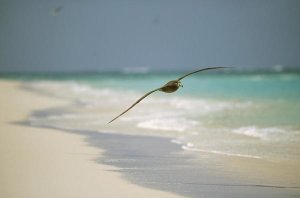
0, 80, 184, 198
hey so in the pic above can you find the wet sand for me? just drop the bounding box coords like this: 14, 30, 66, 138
71, 131, 300, 198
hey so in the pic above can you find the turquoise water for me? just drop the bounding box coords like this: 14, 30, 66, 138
3, 72, 300, 163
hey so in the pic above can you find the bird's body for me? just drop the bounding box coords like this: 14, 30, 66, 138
108, 67, 230, 123
159, 80, 182, 93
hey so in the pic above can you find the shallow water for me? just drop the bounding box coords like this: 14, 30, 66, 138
7, 72, 300, 163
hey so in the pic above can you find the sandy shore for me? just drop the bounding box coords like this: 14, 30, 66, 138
1, 79, 299, 198
0, 80, 184, 198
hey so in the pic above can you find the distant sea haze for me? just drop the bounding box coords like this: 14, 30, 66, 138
1, 64, 300, 75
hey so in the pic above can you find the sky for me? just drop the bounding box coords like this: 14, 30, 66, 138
0, 0, 300, 72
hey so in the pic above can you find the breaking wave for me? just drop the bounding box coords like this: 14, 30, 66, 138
232, 126, 286, 140
21, 79, 300, 162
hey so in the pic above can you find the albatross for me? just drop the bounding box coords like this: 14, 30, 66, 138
108, 67, 230, 123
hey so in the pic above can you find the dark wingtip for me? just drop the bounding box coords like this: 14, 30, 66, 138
107, 120, 114, 124
107, 119, 115, 124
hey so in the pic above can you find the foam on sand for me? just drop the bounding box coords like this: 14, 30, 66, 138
232, 126, 286, 140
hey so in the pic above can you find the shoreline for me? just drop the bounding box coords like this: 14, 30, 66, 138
0, 80, 184, 198
63, 130, 300, 198
78, 131, 300, 197
1, 79, 300, 198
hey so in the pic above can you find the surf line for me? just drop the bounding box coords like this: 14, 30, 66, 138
140, 182, 300, 189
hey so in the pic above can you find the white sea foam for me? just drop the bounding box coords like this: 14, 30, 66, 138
171, 136, 188, 145
172, 137, 262, 159
137, 118, 198, 132
169, 97, 252, 113
23, 81, 137, 108
120, 111, 185, 122
232, 126, 285, 140
181, 144, 262, 159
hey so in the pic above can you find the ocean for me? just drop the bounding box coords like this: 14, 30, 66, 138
4, 71, 300, 164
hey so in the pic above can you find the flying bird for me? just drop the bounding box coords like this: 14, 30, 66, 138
108, 67, 230, 123
51, 6, 63, 16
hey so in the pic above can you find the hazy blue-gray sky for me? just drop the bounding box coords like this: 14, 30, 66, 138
0, 0, 300, 72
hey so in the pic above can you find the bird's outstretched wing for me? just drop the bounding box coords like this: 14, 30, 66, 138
108, 88, 161, 123
177, 66, 231, 81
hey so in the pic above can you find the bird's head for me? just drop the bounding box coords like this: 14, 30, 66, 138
178, 81, 183, 88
